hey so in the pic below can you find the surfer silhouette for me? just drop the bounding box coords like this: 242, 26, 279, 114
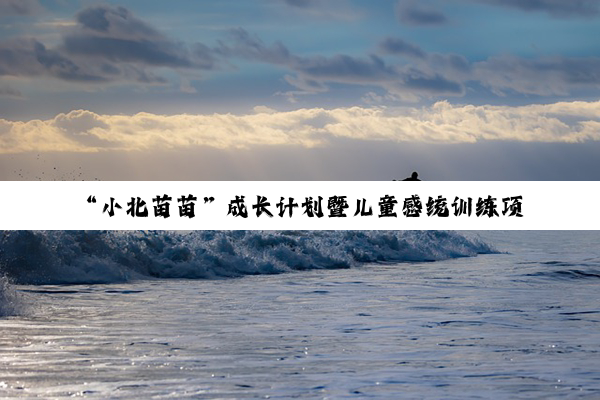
402, 171, 421, 181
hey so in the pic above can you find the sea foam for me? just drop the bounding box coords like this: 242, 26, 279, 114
0, 274, 25, 317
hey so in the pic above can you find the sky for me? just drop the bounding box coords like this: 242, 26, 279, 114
0, 0, 599, 180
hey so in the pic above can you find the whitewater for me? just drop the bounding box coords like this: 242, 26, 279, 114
1, 230, 599, 398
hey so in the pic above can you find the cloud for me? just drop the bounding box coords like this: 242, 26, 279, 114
474, 55, 600, 96
1, 100, 599, 153
2, 3, 598, 101
189, 29, 600, 101
283, 0, 313, 7
0, 5, 220, 89
0, 37, 173, 84
377, 36, 600, 98
223, 29, 464, 100
0, 0, 42, 16
75, 5, 159, 36
379, 37, 427, 59
0, 38, 109, 82
253, 105, 278, 114
278, 0, 363, 20
220, 28, 293, 65
62, 5, 218, 70
384, 0, 598, 19
472, 0, 600, 17
0, 84, 22, 98
53, 109, 114, 147
396, 0, 447, 26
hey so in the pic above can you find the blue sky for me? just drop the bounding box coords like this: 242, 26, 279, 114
1, 0, 599, 180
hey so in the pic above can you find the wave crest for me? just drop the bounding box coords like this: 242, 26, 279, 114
0, 231, 495, 285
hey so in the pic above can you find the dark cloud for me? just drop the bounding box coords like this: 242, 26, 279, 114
75, 5, 161, 37
0, 37, 172, 85
378, 35, 600, 98
379, 37, 470, 79
62, 36, 194, 68
473, 0, 600, 17
0, 5, 222, 91
283, 0, 313, 8
63, 5, 218, 70
396, 1, 447, 26
279, 0, 361, 20
3, 3, 597, 102
379, 37, 427, 59
285, 0, 597, 21
220, 28, 293, 65
295, 54, 398, 83
0, 38, 108, 82
0, 0, 42, 16
402, 72, 464, 95
0, 84, 22, 98
224, 28, 387, 82
474, 55, 600, 95
223, 29, 464, 99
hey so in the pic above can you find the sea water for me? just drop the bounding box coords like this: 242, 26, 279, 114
0, 231, 599, 398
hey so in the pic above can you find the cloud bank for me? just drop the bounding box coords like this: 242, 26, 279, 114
1, 3, 599, 102
1, 100, 599, 154
223, 30, 600, 101
377, 36, 600, 98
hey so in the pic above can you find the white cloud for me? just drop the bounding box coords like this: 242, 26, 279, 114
1, 100, 599, 153
253, 105, 278, 114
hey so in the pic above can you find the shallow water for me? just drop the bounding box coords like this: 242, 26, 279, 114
1, 231, 600, 398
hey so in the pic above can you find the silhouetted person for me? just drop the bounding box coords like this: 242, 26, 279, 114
402, 171, 421, 181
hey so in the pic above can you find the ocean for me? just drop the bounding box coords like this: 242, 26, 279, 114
0, 231, 599, 398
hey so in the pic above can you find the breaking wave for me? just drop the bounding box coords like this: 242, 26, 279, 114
0, 275, 26, 317
0, 231, 494, 285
